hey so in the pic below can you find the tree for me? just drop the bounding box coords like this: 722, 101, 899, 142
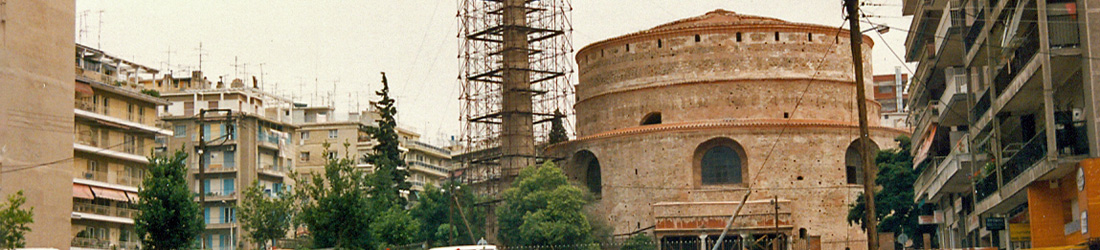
847, 136, 922, 247
237, 180, 293, 249
548, 109, 568, 145
135, 151, 204, 250
411, 182, 485, 247
297, 147, 374, 248
498, 161, 596, 248
621, 234, 656, 250
0, 191, 33, 249
362, 72, 411, 208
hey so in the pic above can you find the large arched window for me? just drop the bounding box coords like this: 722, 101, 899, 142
641, 112, 662, 125
694, 138, 747, 185
845, 139, 880, 185
574, 150, 602, 195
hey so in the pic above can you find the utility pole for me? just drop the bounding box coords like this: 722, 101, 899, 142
845, 0, 880, 249
197, 109, 233, 249
773, 195, 780, 250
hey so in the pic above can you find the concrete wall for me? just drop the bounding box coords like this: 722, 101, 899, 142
0, 0, 75, 248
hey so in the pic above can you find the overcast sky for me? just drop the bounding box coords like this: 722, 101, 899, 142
75, 0, 913, 144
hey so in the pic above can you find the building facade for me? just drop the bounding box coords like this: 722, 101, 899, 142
873, 72, 910, 129
71, 44, 171, 250
160, 82, 298, 250
0, 0, 76, 248
547, 10, 905, 250
904, 0, 1100, 248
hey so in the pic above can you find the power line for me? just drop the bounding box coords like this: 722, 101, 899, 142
860, 11, 914, 75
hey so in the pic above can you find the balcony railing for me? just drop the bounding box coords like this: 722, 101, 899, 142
410, 161, 450, 175
1049, 14, 1080, 48
975, 171, 999, 201
116, 174, 144, 187
73, 202, 139, 219
1000, 132, 1047, 185
72, 237, 111, 249
972, 90, 992, 122
81, 171, 108, 182
964, 10, 985, 52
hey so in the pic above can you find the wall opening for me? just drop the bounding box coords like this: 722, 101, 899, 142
774, 32, 780, 41
641, 112, 662, 125
845, 138, 880, 185
574, 150, 602, 196
808, 32, 813, 41
783, 112, 790, 119
694, 138, 748, 185
736, 32, 742, 42
657, 39, 662, 48
694, 34, 701, 42
625, 44, 630, 52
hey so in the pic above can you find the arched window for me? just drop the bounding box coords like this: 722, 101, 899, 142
641, 112, 662, 125
574, 150, 601, 195
845, 139, 880, 185
694, 138, 747, 185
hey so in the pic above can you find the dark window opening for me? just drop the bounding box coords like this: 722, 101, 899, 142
845, 139, 879, 185
694, 34, 701, 42
808, 33, 813, 41
586, 158, 602, 195
701, 145, 743, 184
774, 32, 780, 41
783, 112, 790, 119
736, 32, 742, 42
797, 176, 804, 180
641, 112, 662, 125
657, 39, 662, 48
625, 44, 630, 52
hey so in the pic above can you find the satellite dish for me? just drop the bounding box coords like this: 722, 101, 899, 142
897, 233, 912, 247
477, 238, 489, 245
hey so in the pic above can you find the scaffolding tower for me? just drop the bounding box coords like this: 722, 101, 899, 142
456, 0, 574, 242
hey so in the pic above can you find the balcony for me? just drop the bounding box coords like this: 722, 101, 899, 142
409, 161, 450, 177
258, 164, 288, 177
993, 32, 1040, 99
964, 10, 985, 52
73, 202, 139, 221
81, 171, 109, 182
196, 190, 237, 202
72, 237, 111, 249
971, 90, 992, 122
915, 138, 974, 202
911, 101, 941, 142
1000, 131, 1047, 185
938, 68, 970, 126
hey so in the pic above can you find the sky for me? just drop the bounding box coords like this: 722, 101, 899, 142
75, 0, 914, 144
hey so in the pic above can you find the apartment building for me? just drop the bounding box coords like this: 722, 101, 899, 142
159, 78, 297, 250
293, 105, 455, 193
904, 0, 1100, 248
874, 71, 911, 129
71, 44, 171, 250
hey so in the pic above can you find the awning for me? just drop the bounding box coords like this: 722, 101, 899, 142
73, 183, 94, 200
90, 186, 130, 202
913, 126, 937, 168
75, 81, 94, 95
126, 192, 140, 203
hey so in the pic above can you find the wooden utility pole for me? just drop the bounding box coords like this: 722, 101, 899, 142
844, 0, 880, 249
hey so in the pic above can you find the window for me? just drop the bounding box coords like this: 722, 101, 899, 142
175, 125, 186, 138
808, 33, 813, 42
128, 104, 134, 121
846, 139, 880, 185
657, 39, 662, 48
328, 129, 338, 139
625, 44, 630, 52
774, 32, 780, 41
301, 131, 310, 141
574, 150, 602, 195
877, 85, 894, 94
326, 151, 337, 160
300, 152, 310, 161
102, 96, 110, 115
694, 34, 701, 42
695, 138, 746, 185
736, 32, 742, 42
209, 100, 218, 109
641, 112, 662, 125
138, 106, 145, 123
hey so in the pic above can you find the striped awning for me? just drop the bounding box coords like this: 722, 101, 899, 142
126, 192, 140, 203
73, 183, 94, 200
90, 186, 130, 202
75, 81, 94, 95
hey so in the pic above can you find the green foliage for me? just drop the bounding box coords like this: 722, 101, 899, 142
847, 136, 922, 246
141, 89, 161, 98
498, 162, 596, 248
297, 74, 420, 250
136, 151, 204, 250
0, 190, 34, 249
362, 72, 411, 208
410, 183, 485, 247
548, 109, 568, 145
621, 234, 657, 250
238, 180, 293, 249
297, 154, 374, 248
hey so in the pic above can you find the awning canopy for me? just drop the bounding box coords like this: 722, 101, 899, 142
913, 126, 937, 168
126, 192, 140, 203
90, 186, 130, 202
76, 81, 94, 95
73, 183, 94, 200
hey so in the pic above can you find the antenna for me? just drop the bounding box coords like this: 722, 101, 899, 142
231, 56, 244, 81
194, 42, 207, 73
96, 10, 104, 49
163, 46, 177, 74
259, 63, 267, 92
78, 10, 89, 44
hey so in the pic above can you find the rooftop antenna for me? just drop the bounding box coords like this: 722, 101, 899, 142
231, 56, 244, 81
78, 10, 89, 44
96, 10, 104, 49
163, 45, 176, 75
194, 42, 207, 72
313, 77, 318, 106
259, 63, 267, 92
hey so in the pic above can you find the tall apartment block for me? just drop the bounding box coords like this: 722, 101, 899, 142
0, 1, 76, 248
905, 0, 1100, 248
158, 76, 297, 250
71, 44, 171, 249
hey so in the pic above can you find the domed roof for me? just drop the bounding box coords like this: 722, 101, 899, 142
648, 9, 788, 31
